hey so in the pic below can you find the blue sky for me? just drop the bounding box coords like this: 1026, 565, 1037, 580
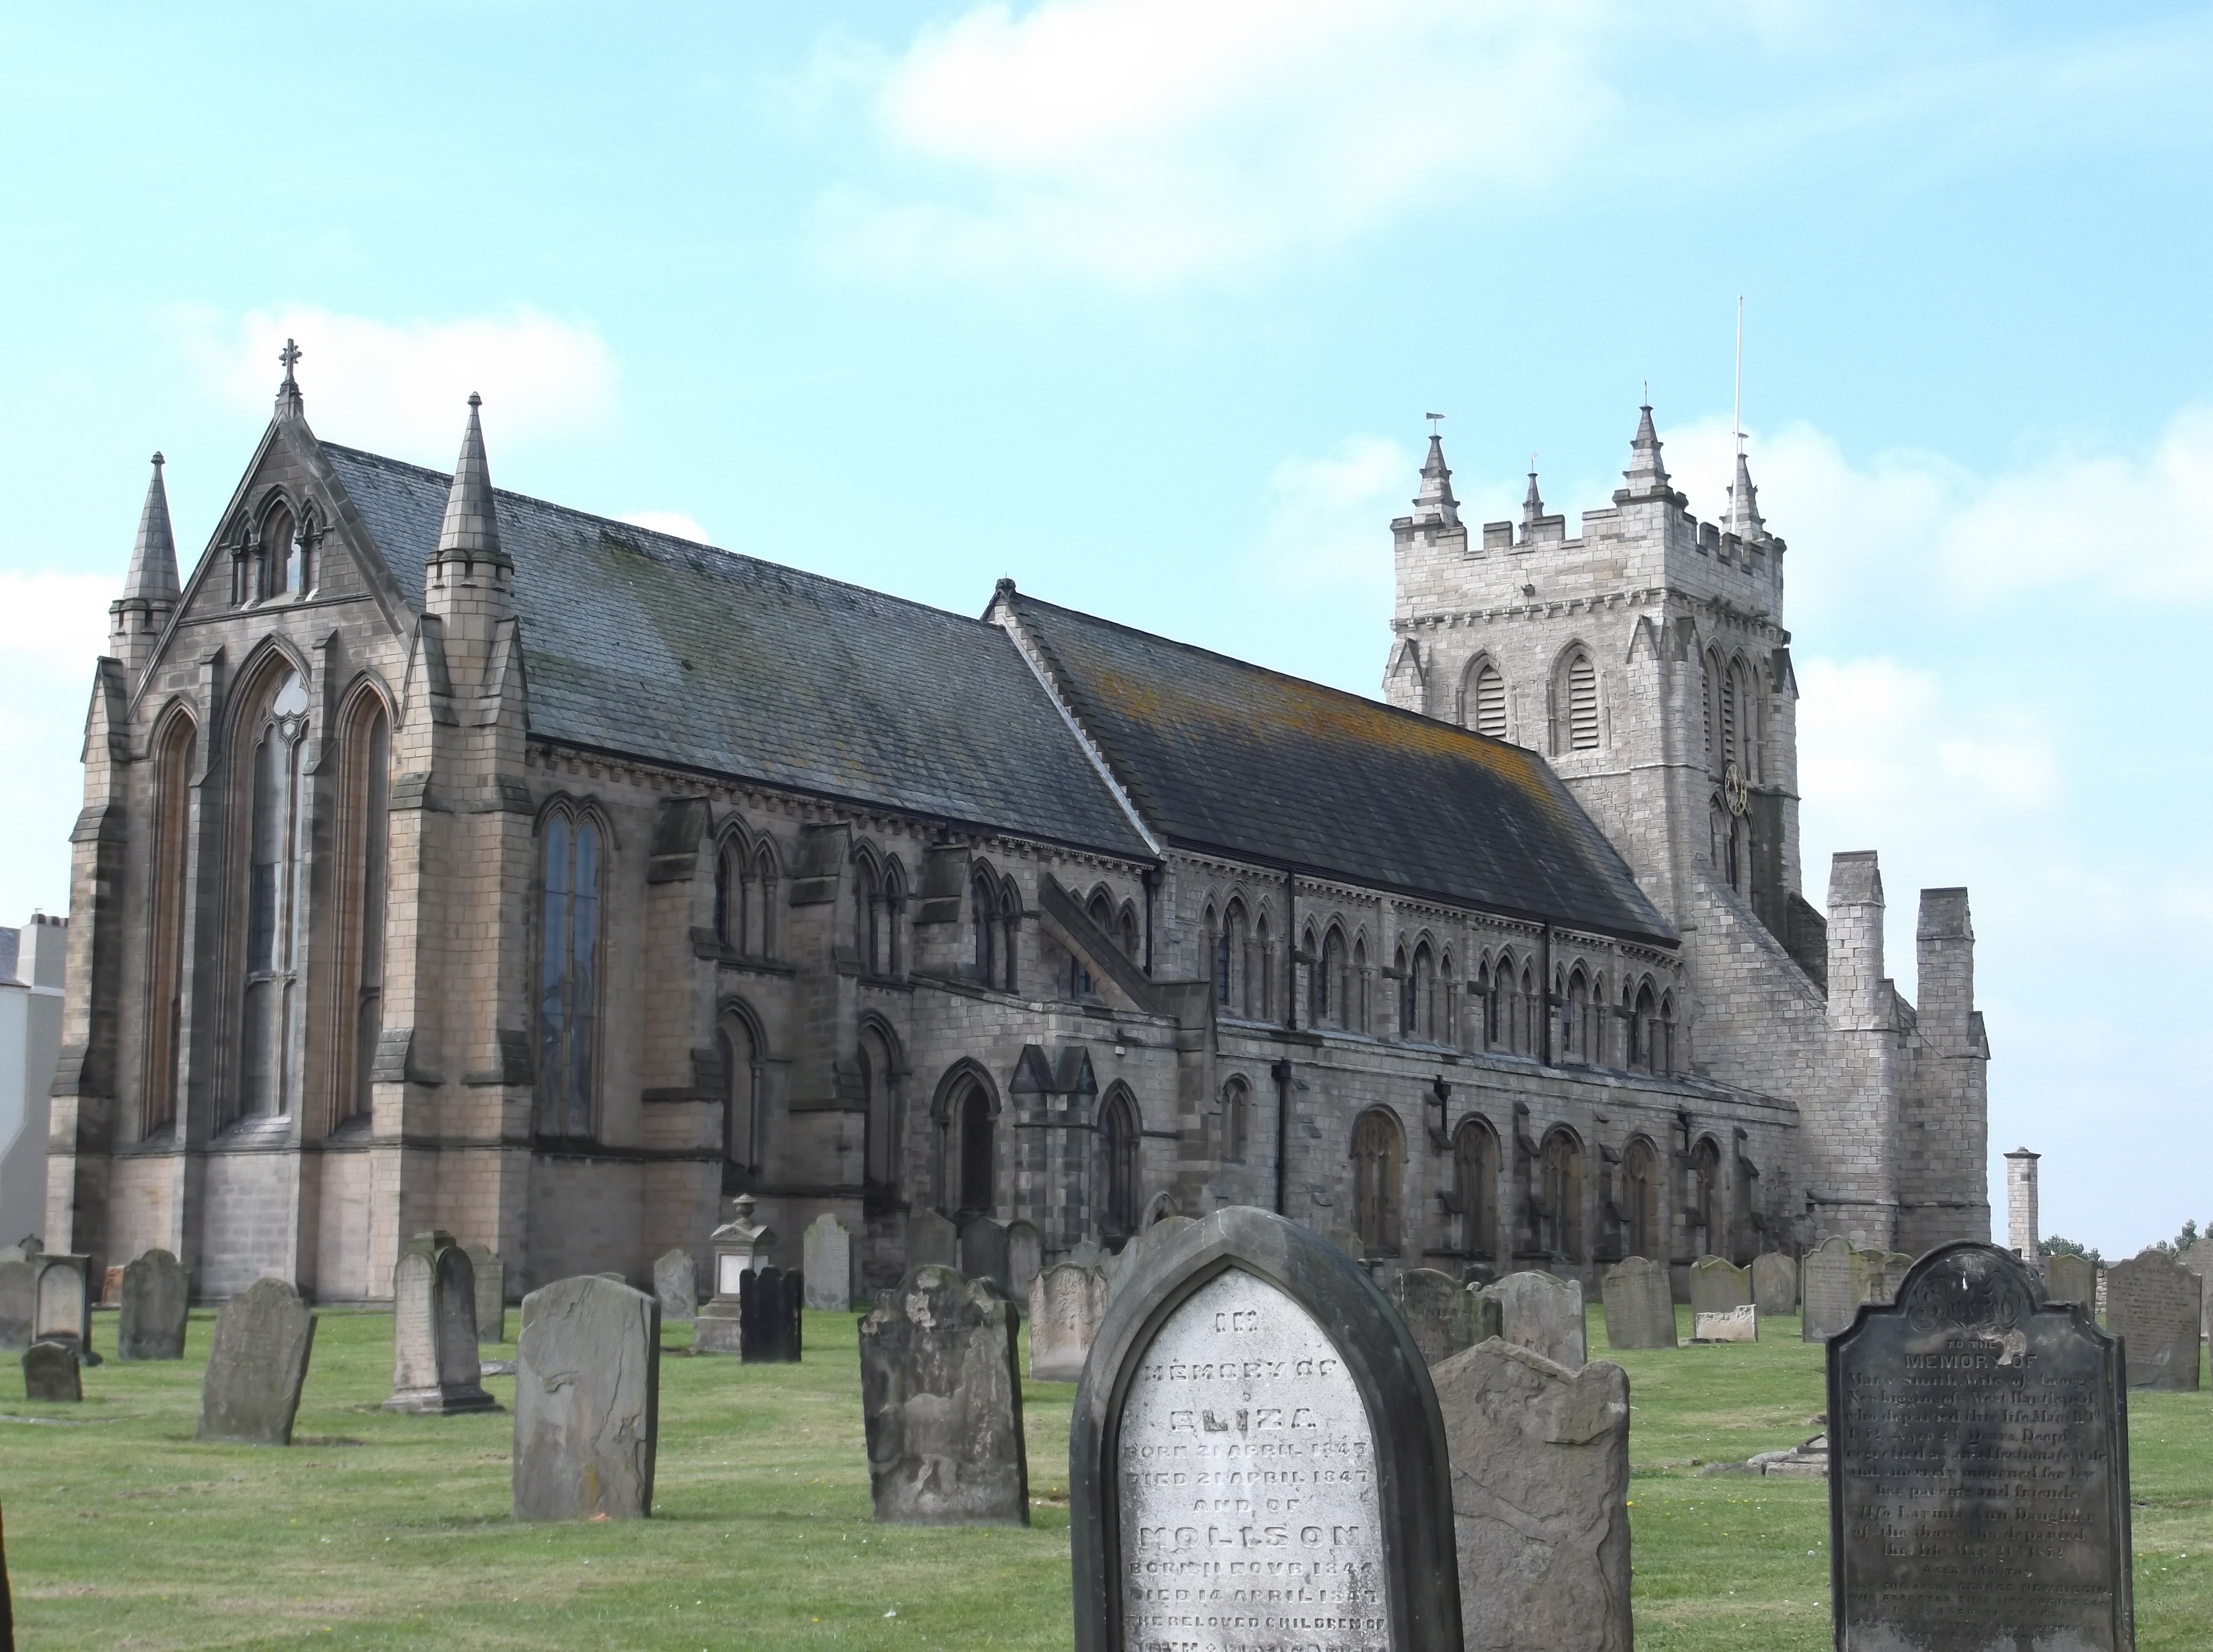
1, 2, 2207, 1255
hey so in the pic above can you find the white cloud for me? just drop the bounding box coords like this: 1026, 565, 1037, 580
1258, 436, 1407, 595
0, 572, 115, 920
619, 510, 711, 544
0, 571, 115, 674
175, 304, 618, 458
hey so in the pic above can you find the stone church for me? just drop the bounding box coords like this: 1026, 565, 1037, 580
45, 356, 1990, 1302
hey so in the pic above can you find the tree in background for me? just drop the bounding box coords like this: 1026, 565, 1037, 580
2042, 1236, 2105, 1269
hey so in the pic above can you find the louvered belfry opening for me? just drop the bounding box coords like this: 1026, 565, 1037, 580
1566, 653, 1599, 751
1471, 661, 1507, 739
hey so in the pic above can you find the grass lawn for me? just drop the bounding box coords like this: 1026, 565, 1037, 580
2, 1301, 2207, 1649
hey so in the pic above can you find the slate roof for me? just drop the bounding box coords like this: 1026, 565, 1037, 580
1007, 593, 1676, 946
319, 444, 1154, 859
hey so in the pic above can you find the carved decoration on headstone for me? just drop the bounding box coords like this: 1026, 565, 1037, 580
1600, 1255, 1677, 1350
1692, 1304, 1758, 1343
196, 1278, 317, 1446
118, 1248, 190, 1360
859, 1264, 1028, 1525
513, 1275, 660, 1521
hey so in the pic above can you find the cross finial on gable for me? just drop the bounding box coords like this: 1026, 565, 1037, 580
279, 338, 304, 382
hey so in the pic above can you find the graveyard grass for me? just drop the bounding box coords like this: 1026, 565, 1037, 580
3, 1306, 2208, 1649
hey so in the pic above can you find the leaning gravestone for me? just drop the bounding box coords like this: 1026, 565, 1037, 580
463, 1243, 505, 1343
1829, 1241, 2131, 1651
385, 1232, 494, 1413
118, 1248, 190, 1360
653, 1248, 698, 1323
1029, 1262, 1107, 1383
1601, 1255, 1677, 1349
1801, 1235, 1868, 1342
908, 1209, 959, 1271
1004, 1220, 1042, 1314
22, 1341, 81, 1402
1388, 1267, 1493, 1366
2104, 1248, 2202, 1391
0, 1257, 32, 1353
2043, 1250, 2097, 1309
513, 1275, 660, 1521
1751, 1251, 1797, 1317
860, 1264, 1028, 1524
739, 1264, 803, 1363
803, 1215, 852, 1312
1070, 1205, 1462, 1651
1435, 1337, 1630, 1652
1692, 1304, 1758, 1343
1689, 1255, 1751, 1319
1480, 1269, 1586, 1369
196, 1278, 316, 1446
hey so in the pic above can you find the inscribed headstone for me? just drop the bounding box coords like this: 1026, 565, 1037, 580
1600, 1256, 1677, 1350
386, 1233, 492, 1412
1830, 1242, 2131, 1651
33, 1255, 91, 1353
2043, 1250, 2097, 1309
1693, 1304, 1758, 1343
653, 1248, 698, 1323
196, 1278, 316, 1446
1435, 1338, 1630, 1652
0, 1259, 36, 1354
513, 1275, 660, 1521
908, 1209, 959, 1270
1028, 1263, 1106, 1383
738, 1264, 803, 1363
859, 1264, 1027, 1524
1068, 1205, 1463, 1652
803, 1215, 852, 1312
463, 1243, 506, 1344
1479, 1270, 1586, 1369
2104, 1248, 2201, 1391
1004, 1220, 1042, 1315
22, 1340, 81, 1403
118, 1248, 189, 1360
1688, 1255, 1751, 1319
1751, 1251, 1797, 1317
1800, 1235, 1868, 1342
1388, 1266, 1491, 1366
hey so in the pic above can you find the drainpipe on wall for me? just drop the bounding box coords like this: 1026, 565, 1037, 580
1270, 1058, 1296, 1216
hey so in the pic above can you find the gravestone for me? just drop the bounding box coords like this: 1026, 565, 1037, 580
1103, 1214, 1197, 1304
1070, 1205, 1463, 1652
1751, 1251, 1797, 1317
513, 1275, 660, 1521
958, 1216, 1009, 1292
22, 1340, 81, 1403
653, 1248, 698, 1323
1692, 1304, 1758, 1343
908, 1209, 959, 1270
1388, 1267, 1493, 1366
1688, 1255, 1751, 1319
859, 1264, 1028, 1525
2104, 1248, 2202, 1391
33, 1255, 92, 1356
1028, 1262, 1107, 1383
1600, 1255, 1677, 1349
2178, 1236, 2213, 1351
1876, 1251, 1915, 1304
463, 1243, 506, 1343
196, 1278, 316, 1446
385, 1232, 493, 1413
695, 1196, 777, 1354
1434, 1337, 1630, 1652
803, 1215, 853, 1312
738, 1264, 803, 1363
1324, 1223, 1365, 1261
0, 1258, 37, 1354
1830, 1241, 2131, 1651
101, 1265, 123, 1304
1005, 1220, 1042, 1315
118, 1248, 190, 1360
2043, 1250, 2097, 1309
1479, 1269, 1586, 1369
1800, 1235, 1869, 1342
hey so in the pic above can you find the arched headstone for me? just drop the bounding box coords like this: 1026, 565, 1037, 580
386, 1232, 493, 1413
1600, 1256, 1676, 1350
653, 1249, 698, 1323
118, 1249, 190, 1361
1800, 1235, 1867, 1341
2105, 1249, 2202, 1391
196, 1278, 316, 1446
1070, 1205, 1462, 1652
1479, 1270, 1586, 1369
1688, 1255, 1751, 1318
33, 1255, 92, 1357
22, 1340, 81, 1403
1751, 1252, 1797, 1317
908, 1209, 959, 1271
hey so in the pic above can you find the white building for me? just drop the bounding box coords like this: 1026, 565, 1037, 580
0, 913, 66, 1244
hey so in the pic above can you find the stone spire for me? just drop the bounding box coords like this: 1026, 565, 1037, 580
434, 393, 507, 567
1521, 469, 1545, 533
1413, 434, 1460, 526
1613, 402, 1678, 504
426, 394, 513, 639
1725, 450, 1764, 539
110, 452, 180, 675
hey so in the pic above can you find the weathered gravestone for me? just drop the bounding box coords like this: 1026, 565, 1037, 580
1875, 1251, 1915, 1305
908, 1208, 959, 1270
33, 1255, 92, 1358
0, 1257, 37, 1354
2178, 1237, 2213, 1352
1689, 1255, 1751, 1319
22, 1341, 80, 1402
385, 1232, 494, 1413
118, 1248, 189, 1360
859, 1264, 1027, 1524
694, 1195, 776, 1355
803, 1215, 853, 1312
1103, 1214, 1196, 1304
1029, 1262, 1107, 1383
1480, 1269, 1586, 1369
1801, 1235, 1869, 1342
1829, 1241, 2131, 1651
1435, 1337, 1630, 1652
1070, 1205, 1462, 1652
1004, 1220, 1042, 1315
739, 1264, 803, 1363
1388, 1267, 1495, 1366
2043, 1250, 2097, 1309
1751, 1251, 1797, 1317
463, 1243, 505, 1343
653, 1248, 698, 1323
1692, 1304, 1758, 1343
1601, 1255, 1677, 1350
2104, 1248, 2202, 1391
513, 1275, 660, 1521
196, 1278, 316, 1446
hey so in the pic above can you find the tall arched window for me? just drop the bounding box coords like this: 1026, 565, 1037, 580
1466, 658, 1507, 740
1556, 649, 1599, 753
1220, 899, 1249, 1015
1118, 902, 1140, 961
1690, 1137, 1721, 1250
1563, 967, 1592, 1064
263, 505, 297, 598
1656, 993, 1677, 1076
1540, 1129, 1584, 1260
1518, 961, 1537, 1056
144, 711, 196, 1138
1352, 937, 1369, 1032
1220, 1076, 1251, 1165
972, 872, 997, 988
753, 844, 779, 959
1630, 982, 1657, 1072
1622, 1138, 1661, 1259
1101, 1087, 1141, 1240
882, 859, 906, 975
854, 853, 880, 973
1352, 1107, 1403, 1257
336, 693, 390, 1130
1411, 942, 1436, 1042
1315, 926, 1344, 1027
235, 665, 310, 1124
997, 877, 1021, 993
1249, 914, 1271, 1020
1702, 648, 1719, 768
1438, 952, 1456, 1047
1733, 658, 1761, 781
1720, 659, 1740, 770
536, 808, 602, 1141
946, 1072, 997, 1217
714, 833, 746, 955
861, 1020, 899, 1195
1452, 1115, 1496, 1260
717, 1006, 760, 1178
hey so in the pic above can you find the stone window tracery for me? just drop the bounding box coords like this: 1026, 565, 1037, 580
1352, 1107, 1403, 1257
144, 710, 196, 1138
1452, 1114, 1496, 1259
1100, 1085, 1141, 1242
233, 665, 310, 1126
334, 692, 389, 1131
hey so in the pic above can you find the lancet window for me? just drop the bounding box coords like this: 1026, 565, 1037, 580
535, 806, 603, 1141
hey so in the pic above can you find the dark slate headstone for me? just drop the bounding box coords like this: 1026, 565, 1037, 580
22, 1340, 81, 1403
1388, 1267, 1491, 1366
1070, 1205, 1463, 1652
1751, 1251, 1798, 1317
196, 1278, 316, 1446
463, 1243, 506, 1344
0, 1260, 34, 1355
2104, 1248, 2201, 1392
2043, 1251, 2097, 1309
1829, 1241, 2132, 1652
959, 1216, 1011, 1293
1601, 1255, 1677, 1349
118, 1249, 190, 1360
860, 1264, 1027, 1525
513, 1275, 660, 1521
385, 1233, 494, 1413
1801, 1234, 1868, 1342
738, 1265, 803, 1363
654, 1248, 698, 1323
